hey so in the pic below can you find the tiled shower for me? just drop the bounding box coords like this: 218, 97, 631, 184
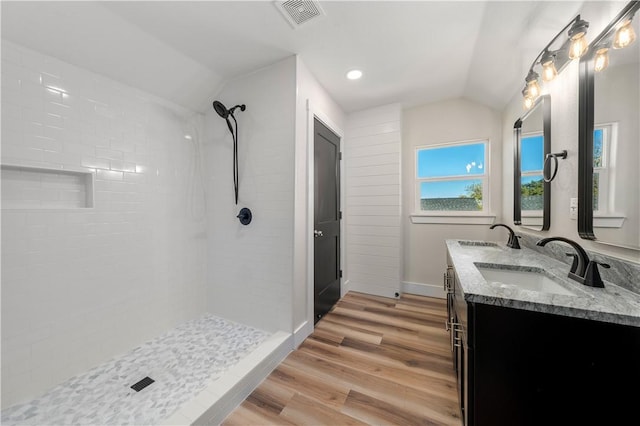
1, 39, 293, 423
1, 315, 269, 425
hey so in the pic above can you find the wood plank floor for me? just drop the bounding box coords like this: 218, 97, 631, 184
222, 292, 462, 425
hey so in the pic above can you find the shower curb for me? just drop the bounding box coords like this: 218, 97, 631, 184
159, 331, 292, 425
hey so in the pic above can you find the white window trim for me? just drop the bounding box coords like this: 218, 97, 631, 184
594, 216, 625, 228
593, 122, 617, 215
584, 122, 624, 228
409, 214, 496, 225
521, 216, 544, 227
412, 139, 493, 224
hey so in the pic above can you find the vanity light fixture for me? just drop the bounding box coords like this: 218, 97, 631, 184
521, 15, 589, 109
613, 16, 636, 48
594, 47, 610, 72
540, 51, 558, 82
593, 8, 636, 72
525, 70, 541, 99
346, 69, 363, 80
568, 18, 590, 59
522, 87, 534, 109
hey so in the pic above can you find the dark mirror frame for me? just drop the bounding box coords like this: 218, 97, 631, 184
513, 95, 551, 230
578, 1, 640, 241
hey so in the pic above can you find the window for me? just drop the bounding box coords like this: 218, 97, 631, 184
593, 123, 615, 213
416, 141, 488, 212
520, 132, 544, 213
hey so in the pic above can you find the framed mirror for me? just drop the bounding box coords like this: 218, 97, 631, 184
514, 95, 551, 231
578, 1, 640, 249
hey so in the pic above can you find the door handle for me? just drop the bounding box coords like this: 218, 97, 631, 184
314, 230, 324, 238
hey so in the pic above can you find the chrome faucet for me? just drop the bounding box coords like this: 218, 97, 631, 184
489, 224, 521, 249
536, 237, 610, 288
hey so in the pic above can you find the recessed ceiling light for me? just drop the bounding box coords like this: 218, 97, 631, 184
346, 69, 363, 80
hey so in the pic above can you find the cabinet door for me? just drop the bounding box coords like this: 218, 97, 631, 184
472, 303, 640, 426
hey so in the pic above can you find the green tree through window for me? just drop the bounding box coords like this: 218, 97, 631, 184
464, 182, 483, 209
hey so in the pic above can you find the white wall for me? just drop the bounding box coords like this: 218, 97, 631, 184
293, 57, 345, 343
1, 41, 207, 408
203, 57, 296, 334
402, 99, 503, 294
344, 104, 402, 299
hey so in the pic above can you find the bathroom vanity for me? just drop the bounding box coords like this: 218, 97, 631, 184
445, 240, 640, 426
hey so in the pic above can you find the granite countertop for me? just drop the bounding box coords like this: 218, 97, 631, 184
446, 239, 640, 327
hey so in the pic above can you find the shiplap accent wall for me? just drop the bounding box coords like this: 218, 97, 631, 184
344, 104, 402, 298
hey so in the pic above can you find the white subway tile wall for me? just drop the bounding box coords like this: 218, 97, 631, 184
344, 104, 402, 298
204, 57, 296, 334
1, 41, 208, 408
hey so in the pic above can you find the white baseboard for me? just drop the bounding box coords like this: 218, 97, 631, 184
341, 279, 350, 297
401, 281, 445, 299
348, 281, 400, 299
161, 331, 292, 426
293, 320, 314, 348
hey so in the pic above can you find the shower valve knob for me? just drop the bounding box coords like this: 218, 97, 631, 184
237, 207, 252, 225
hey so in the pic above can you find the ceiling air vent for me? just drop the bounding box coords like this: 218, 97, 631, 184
275, 0, 325, 28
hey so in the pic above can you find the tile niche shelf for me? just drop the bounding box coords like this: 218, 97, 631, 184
1, 164, 94, 209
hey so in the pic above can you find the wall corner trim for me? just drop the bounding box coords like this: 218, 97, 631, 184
293, 321, 314, 348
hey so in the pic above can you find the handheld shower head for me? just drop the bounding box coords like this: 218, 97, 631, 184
212, 99, 246, 207
213, 100, 235, 134
213, 100, 229, 119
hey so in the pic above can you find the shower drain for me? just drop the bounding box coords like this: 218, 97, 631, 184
130, 376, 155, 392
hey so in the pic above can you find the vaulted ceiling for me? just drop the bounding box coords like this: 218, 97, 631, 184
3, 1, 611, 114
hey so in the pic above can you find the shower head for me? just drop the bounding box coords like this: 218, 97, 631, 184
212, 100, 246, 119
213, 100, 229, 119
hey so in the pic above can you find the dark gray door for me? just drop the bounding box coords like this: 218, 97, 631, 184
314, 118, 341, 324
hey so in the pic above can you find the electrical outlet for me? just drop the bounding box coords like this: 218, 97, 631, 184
570, 197, 578, 219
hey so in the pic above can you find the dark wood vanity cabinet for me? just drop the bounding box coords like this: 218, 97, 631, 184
445, 262, 640, 426
445, 262, 471, 426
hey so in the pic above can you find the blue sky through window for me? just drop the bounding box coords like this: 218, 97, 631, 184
521, 175, 542, 184
417, 143, 486, 200
521, 135, 543, 172
594, 128, 603, 167
417, 143, 485, 178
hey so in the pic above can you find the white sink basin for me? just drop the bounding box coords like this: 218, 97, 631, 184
477, 266, 575, 296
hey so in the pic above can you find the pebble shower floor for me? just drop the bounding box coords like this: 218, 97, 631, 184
0, 315, 270, 425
